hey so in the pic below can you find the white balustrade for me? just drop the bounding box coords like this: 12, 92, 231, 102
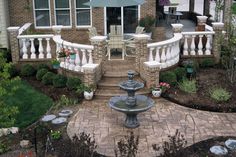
147, 33, 182, 69
182, 31, 215, 56
53, 35, 94, 73
17, 34, 54, 59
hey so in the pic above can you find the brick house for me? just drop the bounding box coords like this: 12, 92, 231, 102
7, 0, 156, 44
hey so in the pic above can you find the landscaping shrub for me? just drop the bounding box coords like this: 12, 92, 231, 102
36, 68, 48, 81
20, 64, 36, 77
160, 71, 177, 86
1, 63, 18, 78
178, 79, 197, 94
53, 74, 67, 88
36, 63, 49, 70
53, 95, 77, 109
209, 87, 231, 102
42, 72, 55, 85
66, 77, 82, 90
199, 58, 215, 68
174, 67, 186, 81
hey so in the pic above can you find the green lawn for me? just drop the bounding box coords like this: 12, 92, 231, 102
2, 80, 53, 128
232, 3, 236, 15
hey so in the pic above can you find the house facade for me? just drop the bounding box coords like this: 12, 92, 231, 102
8, 0, 156, 44
0, 0, 9, 49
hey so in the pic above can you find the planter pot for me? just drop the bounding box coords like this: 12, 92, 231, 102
84, 91, 94, 100
152, 88, 162, 97
52, 64, 60, 69
70, 54, 76, 60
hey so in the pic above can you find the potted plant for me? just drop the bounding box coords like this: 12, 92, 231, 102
151, 82, 170, 97
51, 59, 60, 69
77, 84, 95, 100
139, 15, 156, 37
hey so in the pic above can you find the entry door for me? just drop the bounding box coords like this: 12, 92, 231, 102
106, 7, 122, 34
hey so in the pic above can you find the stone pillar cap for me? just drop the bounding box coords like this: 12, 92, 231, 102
171, 24, 183, 28
144, 61, 161, 68
91, 35, 107, 42
7, 26, 20, 31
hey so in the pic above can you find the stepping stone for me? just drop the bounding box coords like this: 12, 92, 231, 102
52, 117, 67, 125
59, 110, 73, 117
210, 146, 228, 155
225, 139, 236, 150
41, 115, 56, 122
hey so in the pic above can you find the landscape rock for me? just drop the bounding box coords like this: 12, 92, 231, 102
59, 109, 73, 117
225, 139, 236, 150
210, 146, 228, 155
41, 114, 56, 122
52, 117, 67, 124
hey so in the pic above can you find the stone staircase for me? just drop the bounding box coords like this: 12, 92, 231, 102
95, 57, 150, 99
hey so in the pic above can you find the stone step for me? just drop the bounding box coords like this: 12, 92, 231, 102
104, 70, 139, 78
94, 88, 150, 99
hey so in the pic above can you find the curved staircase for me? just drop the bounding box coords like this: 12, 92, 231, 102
95, 57, 150, 99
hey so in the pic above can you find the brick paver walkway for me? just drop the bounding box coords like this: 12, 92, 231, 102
67, 98, 236, 157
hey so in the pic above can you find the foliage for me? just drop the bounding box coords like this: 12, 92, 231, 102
209, 87, 231, 102
36, 63, 49, 71
53, 95, 77, 109
51, 59, 60, 65
20, 64, 36, 77
0, 141, 9, 155
42, 72, 55, 85
174, 67, 186, 81
139, 15, 155, 32
0, 102, 18, 128
178, 79, 197, 94
50, 130, 62, 140
66, 77, 82, 90
53, 74, 67, 88
76, 84, 95, 94
232, 3, 236, 15
1, 63, 18, 79
114, 131, 139, 157
36, 68, 48, 81
159, 82, 170, 93
152, 129, 187, 157
2, 81, 53, 128
160, 71, 177, 86
199, 58, 215, 68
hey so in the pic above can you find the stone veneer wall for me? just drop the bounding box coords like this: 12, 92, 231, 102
9, 0, 156, 44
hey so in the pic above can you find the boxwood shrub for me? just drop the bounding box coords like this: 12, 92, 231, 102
36, 64, 50, 71
20, 64, 36, 77
42, 72, 55, 85
160, 71, 177, 86
53, 74, 67, 88
199, 58, 215, 68
66, 77, 82, 90
36, 68, 48, 81
174, 67, 186, 81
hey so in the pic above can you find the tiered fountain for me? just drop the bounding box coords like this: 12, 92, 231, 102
109, 70, 154, 128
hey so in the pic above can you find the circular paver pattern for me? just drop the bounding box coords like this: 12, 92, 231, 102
67, 98, 236, 157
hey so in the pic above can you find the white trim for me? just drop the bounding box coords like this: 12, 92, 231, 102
121, 7, 124, 34
138, 5, 141, 21
33, 0, 51, 29
54, 0, 72, 27
74, 0, 92, 27
104, 7, 107, 35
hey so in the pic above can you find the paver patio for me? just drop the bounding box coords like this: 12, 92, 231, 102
67, 98, 236, 157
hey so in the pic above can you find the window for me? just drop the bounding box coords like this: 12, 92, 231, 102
34, 0, 51, 27
75, 0, 91, 26
54, 0, 71, 26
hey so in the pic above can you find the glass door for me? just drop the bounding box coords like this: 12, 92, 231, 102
123, 6, 138, 33
106, 7, 121, 34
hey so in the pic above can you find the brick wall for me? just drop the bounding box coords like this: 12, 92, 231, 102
9, 0, 156, 44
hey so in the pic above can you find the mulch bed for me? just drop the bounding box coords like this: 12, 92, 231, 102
163, 68, 236, 112
182, 136, 236, 157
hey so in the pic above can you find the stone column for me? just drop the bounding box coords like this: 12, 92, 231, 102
133, 34, 150, 74
7, 27, 20, 64
212, 22, 224, 64
196, 16, 208, 31
171, 24, 183, 33
143, 62, 160, 88
83, 64, 99, 87
90, 36, 107, 64
223, 0, 232, 26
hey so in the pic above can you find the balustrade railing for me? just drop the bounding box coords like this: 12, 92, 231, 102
53, 35, 94, 72
17, 34, 54, 59
182, 31, 215, 56
147, 33, 182, 69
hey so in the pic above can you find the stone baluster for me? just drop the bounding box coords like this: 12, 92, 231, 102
149, 48, 154, 61
176, 41, 180, 63
160, 46, 166, 68
155, 47, 161, 62
38, 38, 44, 59
198, 35, 203, 55
81, 49, 87, 66
30, 38, 36, 59
22, 39, 28, 59
46, 38, 51, 58
74, 48, 81, 72
205, 35, 211, 55
190, 35, 196, 55
68, 47, 75, 70
166, 45, 171, 66
183, 35, 189, 55
88, 50, 93, 64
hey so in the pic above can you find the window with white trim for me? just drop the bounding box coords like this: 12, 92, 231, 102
34, 0, 51, 27
75, 0, 91, 26
55, 0, 71, 26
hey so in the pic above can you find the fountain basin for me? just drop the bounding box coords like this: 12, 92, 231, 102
109, 95, 154, 128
